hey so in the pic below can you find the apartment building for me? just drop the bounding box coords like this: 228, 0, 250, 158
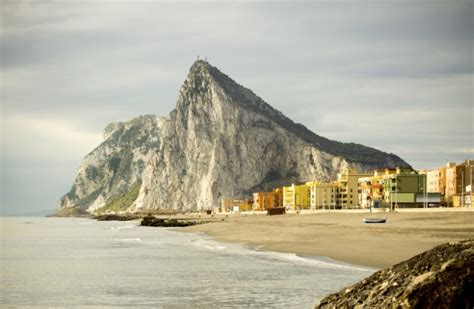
283, 184, 310, 210
337, 169, 371, 208
382, 167, 427, 208
307, 181, 339, 210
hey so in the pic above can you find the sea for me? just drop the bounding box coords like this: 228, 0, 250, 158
1, 217, 375, 308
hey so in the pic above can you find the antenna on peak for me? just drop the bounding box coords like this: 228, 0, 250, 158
205, 56, 208, 62
197, 55, 200, 60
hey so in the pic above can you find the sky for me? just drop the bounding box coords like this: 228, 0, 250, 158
1, 0, 473, 215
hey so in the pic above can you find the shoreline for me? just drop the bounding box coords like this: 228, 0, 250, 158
178, 209, 474, 269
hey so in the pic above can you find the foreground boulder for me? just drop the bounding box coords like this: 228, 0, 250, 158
316, 240, 473, 308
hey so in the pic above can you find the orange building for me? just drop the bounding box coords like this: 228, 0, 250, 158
221, 198, 252, 212
272, 188, 283, 207
252, 188, 283, 211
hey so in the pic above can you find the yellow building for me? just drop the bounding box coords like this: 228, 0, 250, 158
306, 181, 339, 209
237, 199, 253, 212
337, 169, 371, 208
283, 184, 310, 210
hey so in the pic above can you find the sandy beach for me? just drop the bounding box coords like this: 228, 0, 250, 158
181, 209, 474, 268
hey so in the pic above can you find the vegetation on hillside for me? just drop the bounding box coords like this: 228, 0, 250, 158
95, 182, 141, 213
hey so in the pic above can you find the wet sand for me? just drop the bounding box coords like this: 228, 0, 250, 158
181, 209, 474, 268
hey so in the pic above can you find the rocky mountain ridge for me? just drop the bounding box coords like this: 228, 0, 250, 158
57, 60, 409, 214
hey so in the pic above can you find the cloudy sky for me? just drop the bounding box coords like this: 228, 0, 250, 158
1, 1, 472, 215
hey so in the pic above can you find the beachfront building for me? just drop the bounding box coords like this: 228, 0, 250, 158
439, 167, 447, 204
307, 181, 339, 209
426, 166, 447, 204
221, 198, 232, 212
358, 169, 396, 209
445, 163, 457, 206
253, 192, 266, 211
337, 169, 372, 208
283, 184, 310, 210
221, 198, 252, 212
252, 189, 283, 211
358, 176, 372, 209
273, 188, 283, 208
453, 160, 474, 207
427, 168, 441, 193
398, 160, 472, 208
381, 167, 428, 208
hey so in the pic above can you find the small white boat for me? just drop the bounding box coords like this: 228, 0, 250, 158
363, 217, 386, 224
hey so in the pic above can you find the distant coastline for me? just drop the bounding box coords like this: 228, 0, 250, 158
1, 209, 55, 217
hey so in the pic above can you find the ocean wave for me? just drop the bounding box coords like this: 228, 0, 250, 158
189, 238, 228, 251
110, 225, 136, 231
180, 232, 374, 272
248, 249, 375, 272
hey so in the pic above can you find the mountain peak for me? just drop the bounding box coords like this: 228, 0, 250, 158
183, 60, 275, 113
58, 60, 410, 214
180, 60, 410, 168
190, 58, 210, 69
188, 59, 211, 76
186, 59, 232, 89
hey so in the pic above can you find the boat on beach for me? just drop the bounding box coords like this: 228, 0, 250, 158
363, 217, 387, 224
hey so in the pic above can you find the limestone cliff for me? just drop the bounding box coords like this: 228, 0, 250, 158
58, 60, 409, 214
58, 115, 167, 214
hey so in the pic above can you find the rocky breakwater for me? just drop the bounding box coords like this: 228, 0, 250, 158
316, 240, 473, 308
140, 215, 209, 227
93, 213, 142, 221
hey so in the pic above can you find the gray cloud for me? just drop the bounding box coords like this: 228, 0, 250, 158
1, 0, 472, 214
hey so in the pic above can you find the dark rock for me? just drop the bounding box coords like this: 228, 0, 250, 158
316, 240, 474, 308
93, 214, 141, 221
140, 215, 200, 227
267, 207, 286, 215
